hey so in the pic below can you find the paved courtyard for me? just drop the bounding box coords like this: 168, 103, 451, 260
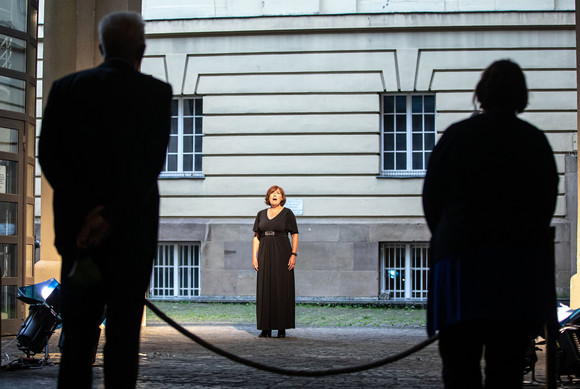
0, 323, 571, 388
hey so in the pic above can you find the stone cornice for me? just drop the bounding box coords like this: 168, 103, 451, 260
145, 11, 575, 38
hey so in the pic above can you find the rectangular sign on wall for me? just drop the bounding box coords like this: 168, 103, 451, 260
285, 199, 303, 216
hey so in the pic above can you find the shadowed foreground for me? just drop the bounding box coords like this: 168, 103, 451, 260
0, 322, 567, 388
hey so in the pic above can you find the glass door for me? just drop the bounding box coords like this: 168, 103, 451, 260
0, 0, 38, 337
0, 120, 25, 334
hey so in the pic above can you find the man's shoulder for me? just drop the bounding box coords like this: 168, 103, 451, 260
52, 64, 172, 101
53, 67, 99, 86
137, 72, 172, 94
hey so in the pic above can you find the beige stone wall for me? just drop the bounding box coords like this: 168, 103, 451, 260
159, 218, 431, 298
142, 0, 574, 19
35, 4, 578, 299
144, 11, 577, 299
143, 12, 575, 220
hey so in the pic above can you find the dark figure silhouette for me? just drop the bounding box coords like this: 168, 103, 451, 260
422, 60, 559, 388
38, 11, 172, 389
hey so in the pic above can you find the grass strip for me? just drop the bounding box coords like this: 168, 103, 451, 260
146, 301, 426, 327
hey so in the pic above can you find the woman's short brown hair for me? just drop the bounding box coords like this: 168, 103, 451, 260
264, 185, 286, 206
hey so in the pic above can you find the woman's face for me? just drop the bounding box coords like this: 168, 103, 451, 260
269, 189, 282, 207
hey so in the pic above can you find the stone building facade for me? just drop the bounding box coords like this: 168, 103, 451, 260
34, 1, 578, 303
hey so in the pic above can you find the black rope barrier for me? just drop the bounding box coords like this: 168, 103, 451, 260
144, 299, 439, 377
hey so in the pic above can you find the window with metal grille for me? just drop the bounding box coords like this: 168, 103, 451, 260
161, 97, 203, 178
380, 243, 430, 301
381, 94, 436, 177
149, 243, 200, 299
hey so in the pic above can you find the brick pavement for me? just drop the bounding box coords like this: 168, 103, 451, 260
0, 323, 574, 388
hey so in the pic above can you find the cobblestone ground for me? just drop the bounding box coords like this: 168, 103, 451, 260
1, 324, 576, 388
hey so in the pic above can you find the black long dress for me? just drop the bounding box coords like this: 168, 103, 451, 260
253, 207, 298, 331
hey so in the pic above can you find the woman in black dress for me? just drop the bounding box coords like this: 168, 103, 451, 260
252, 185, 299, 338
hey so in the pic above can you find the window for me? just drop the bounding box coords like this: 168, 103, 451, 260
1, 284, 16, 319
0, 0, 37, 335
0, 0, 28, 33
381, 94, 435, 177
161, 97, 203, 178
380, 243, 430, 301
149, 243, 201, 299
1, 243, 17, 277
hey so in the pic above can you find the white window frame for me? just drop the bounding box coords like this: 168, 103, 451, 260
380, 242, 430, 301
149, 243, 201, 299
160, 97, 204, 179
380, 94, 436, 177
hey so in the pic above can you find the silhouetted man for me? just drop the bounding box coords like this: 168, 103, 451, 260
39, 11, 172, 389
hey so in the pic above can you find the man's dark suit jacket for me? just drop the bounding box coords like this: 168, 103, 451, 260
39, 59, 172, 268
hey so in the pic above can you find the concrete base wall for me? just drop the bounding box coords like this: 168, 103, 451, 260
159, 217, 574, 299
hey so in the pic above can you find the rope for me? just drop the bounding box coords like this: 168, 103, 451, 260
144, 299, 439, 377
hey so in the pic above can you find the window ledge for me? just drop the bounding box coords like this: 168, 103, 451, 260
159, 172, 205, 179
377, 170, 426, 178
